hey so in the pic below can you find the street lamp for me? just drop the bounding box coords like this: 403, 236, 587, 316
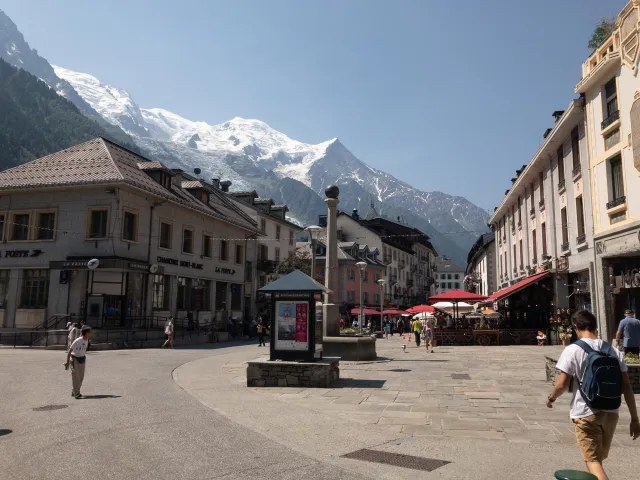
356, 261, 367, 333
305, 225, 322, 282
377, 278, 386, 332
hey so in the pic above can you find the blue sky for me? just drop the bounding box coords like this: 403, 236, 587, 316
1, 0, 627, 210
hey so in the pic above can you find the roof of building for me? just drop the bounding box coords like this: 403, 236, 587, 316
259, 269, 328, 292
434, 256, 464, 272
0, 137, 260, 233
137, 161, 175, 175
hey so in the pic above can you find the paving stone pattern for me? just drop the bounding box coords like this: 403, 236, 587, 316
247, 336, 640, 446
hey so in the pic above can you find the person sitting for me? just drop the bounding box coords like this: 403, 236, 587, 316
536, 330, 547, 346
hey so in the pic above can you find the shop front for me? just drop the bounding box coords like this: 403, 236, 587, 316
435, 271, 556, 346
50, 257, 153, 328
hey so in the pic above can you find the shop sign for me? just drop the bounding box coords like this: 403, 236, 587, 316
622, 268, 640, 288
215, 266, 236, 275
556, 257, 569, 272
3, 249, 43, 258
128, 262, 152, 272
156, 256, 203, 270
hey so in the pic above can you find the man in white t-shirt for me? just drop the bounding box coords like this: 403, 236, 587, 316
546, 310, 640, 480
64, 326, 92, 399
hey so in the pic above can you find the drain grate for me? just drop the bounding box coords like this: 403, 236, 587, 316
0, 429, 12, 437
32, 405, 68, 412
451, 374, 471, 380
341, 449, 450, 472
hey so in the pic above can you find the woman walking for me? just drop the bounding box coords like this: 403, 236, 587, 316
162, 317, 175, 348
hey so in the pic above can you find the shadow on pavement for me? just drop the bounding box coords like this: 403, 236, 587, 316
79, 395, 122, 400
332, 379, 386, 389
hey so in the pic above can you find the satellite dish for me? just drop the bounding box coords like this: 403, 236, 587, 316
149, 264, 159, 274
87, 258, 100, 270
193, 168, 201, 175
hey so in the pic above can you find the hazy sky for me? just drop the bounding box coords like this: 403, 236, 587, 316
1, 0, 627, 210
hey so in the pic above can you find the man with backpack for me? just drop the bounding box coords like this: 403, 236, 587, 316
546, 310, 640, 480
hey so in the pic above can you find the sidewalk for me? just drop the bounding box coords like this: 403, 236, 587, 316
174, 336, 640, 479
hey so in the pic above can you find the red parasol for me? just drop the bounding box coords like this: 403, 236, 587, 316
428, 290, 488, 303
406, 305, 436, 314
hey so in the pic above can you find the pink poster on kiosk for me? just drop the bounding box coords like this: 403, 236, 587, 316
295, 303, 308, 343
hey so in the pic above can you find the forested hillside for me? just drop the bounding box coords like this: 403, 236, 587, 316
0, 58, 136, 169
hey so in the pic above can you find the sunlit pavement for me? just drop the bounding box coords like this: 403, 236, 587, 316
2, 338, 640, 479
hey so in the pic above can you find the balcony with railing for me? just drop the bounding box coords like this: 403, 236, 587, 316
576, 234, 586, 246
529, 207, 535, 217
572, 165, 581, 178
390, 274, 398, 283
398, 259, 406, 269
601, 110, 620, 130
561, 242, 570, 252
557, 179, 565, 192
383, 255, 392, 265
539, 199, 545, 211
606, 196, 626, 211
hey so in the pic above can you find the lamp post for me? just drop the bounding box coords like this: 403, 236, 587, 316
356, 261, 367, 334
378, 278, 386, 332
305, 225, 322, 282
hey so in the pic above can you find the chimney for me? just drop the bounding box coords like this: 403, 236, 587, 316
211, 178, 220, 189
318, 214, 327, 227
220, 180, 232, 193
552, 110, 565, 123
543, 128, 552, 139
352, 208, 359, 220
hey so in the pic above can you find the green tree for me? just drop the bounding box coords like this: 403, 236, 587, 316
276, 249, 311, 276
588, 18, 616, 51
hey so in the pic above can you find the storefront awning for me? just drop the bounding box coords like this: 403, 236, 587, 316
485, 272, 550, 303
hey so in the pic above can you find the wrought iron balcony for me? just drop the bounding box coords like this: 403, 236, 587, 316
398, 259, 406, 269
383, 255, 392, 265
606, 196, 626, 210
517, 220, 522, 230
561, 242, 570, 252
576, 234, 586, 245
530, 208, 535, 216
539, 199, 545, 210
558, 179, 565, 191
601, 110, 620, 130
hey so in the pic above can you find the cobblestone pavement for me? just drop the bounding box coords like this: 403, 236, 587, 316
230, 336, 639, 447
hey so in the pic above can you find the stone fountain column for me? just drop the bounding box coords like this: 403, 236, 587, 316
323, 185, 340, 337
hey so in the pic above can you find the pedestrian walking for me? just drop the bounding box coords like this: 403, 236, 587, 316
546, 310, 640, 480
423, 322, 434, 353
384, 319, 390, 339
67, 322, 79, 351
616, 309, 640, 355
412, 317, 422, 347
397, 318, 404, 336
162, 317, 175, 348
256, 318, 266, 347
64, 326, 91, 399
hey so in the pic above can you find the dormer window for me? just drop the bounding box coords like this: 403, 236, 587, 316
161, 173, 172, 189
199, 190, 209, 204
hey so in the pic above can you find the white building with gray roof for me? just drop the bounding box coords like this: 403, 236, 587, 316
0, 137, 261, 330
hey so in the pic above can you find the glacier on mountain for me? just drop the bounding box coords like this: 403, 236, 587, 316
51, 65, 489, 264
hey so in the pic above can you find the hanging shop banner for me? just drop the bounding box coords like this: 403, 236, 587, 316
275, 300, 309, 351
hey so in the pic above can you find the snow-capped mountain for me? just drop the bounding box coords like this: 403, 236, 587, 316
0, 9, 137, 150
50, 65, 489, 263
0, 7, 488, 263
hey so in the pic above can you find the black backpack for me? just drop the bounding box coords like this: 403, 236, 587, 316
575, 340, 623, 410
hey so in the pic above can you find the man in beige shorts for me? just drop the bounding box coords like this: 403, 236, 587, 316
546, 310, 640, 480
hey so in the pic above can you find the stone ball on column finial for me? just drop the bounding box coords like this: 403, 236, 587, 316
325, 185, 339, 199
